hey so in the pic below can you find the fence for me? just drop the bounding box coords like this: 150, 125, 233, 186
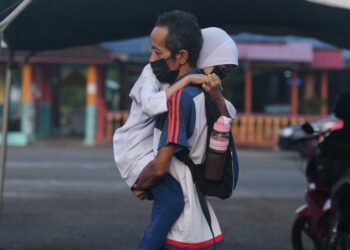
104, 111, 319, 147
232, 114, 318, 146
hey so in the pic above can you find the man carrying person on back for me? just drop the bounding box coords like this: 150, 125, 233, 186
132, 10, 231, 249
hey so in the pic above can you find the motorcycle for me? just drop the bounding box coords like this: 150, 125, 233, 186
291, 123, 350, 250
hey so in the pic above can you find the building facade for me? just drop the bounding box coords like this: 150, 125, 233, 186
1, 36, 349, 146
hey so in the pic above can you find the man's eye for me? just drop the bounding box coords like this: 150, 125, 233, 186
151, 49, 160, 57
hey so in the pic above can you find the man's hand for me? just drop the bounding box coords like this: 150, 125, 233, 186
201, 73, 222, 99
202, 73, 231, 118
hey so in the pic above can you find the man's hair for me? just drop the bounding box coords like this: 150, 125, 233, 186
155, 10, 203, 67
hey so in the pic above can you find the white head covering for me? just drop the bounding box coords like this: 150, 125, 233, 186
197, 27, 238, 69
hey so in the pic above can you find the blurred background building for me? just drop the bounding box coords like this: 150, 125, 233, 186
1, 33, 349, 146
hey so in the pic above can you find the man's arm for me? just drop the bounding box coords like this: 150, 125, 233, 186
211, 92, 231, 117
202, 73, 232, 117
134, 144, 175, 190
134, 88, 194, 193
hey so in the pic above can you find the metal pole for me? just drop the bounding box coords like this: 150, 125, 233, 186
0, 51, 14, 208
0, 0, 32, 209
0, 0, 32, 33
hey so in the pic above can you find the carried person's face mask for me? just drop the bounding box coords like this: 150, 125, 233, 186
211, 66, 226, 80
150, 57, 179, 83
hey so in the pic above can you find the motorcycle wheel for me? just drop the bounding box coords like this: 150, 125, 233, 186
292, 216, 319, 250
321, 211, 347, 250
322, 213, 341, 250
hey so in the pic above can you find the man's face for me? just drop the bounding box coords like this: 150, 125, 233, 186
149, 26, 179, 71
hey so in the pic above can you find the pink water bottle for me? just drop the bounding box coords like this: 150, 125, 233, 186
204, 116, 231, 181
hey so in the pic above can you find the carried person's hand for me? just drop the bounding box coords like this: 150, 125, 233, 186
131, 184, 154, 200
133, 189, 148, 200
187, 74, 209, 85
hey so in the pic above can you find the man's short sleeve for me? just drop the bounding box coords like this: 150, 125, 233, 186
158, 88, 195, 152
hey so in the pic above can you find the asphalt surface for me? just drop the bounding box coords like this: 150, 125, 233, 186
0, 145, 308, 250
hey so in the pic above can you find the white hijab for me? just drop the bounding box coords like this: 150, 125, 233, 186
197, 27, 238, 68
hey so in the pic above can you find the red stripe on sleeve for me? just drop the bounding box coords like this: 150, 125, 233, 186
167, 92, 177, 143
167, 99, 173, 143
173, 88, 183, 143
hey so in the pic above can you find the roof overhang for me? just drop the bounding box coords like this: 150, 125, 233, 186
305, 0, 350, 10
1, 0, 350, 51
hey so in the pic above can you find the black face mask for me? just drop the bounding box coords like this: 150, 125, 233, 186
150, 58, 179, 83
211, 66, 226, 80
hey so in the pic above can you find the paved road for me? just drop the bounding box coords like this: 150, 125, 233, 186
0, 146, 308, 250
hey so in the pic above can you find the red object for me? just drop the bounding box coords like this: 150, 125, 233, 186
305, 188, 330, 236
291, 70, 299, 115
245, 64, 252, 114
311, 49, 344, 70
321, 72, 329, 115
165, 234, 224, 249
41, 65, 53, 104
167, 88, 184, 144
331, 120, 344, 131
296, 185, 330, 237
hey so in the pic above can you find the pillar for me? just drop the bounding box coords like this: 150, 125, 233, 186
96, 66, 107, 143
321, 71, 329, 115
291, 70, 299, 115
304, 73, 316, 100
21, 64, 34, 141
38, 64, 53, 138
118, 62, 129, 110
244, 63, 252, 114
0, 65, 5, 108
85, 65, 98, 145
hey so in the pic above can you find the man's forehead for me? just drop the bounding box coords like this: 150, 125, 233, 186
150, 26, 168, 47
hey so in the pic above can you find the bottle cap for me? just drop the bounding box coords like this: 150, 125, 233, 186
213, 116, 232, 133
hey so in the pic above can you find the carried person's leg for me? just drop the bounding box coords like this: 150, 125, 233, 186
138, 174, 184, 250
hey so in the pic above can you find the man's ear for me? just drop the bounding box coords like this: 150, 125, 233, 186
176, 49, 189, 65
